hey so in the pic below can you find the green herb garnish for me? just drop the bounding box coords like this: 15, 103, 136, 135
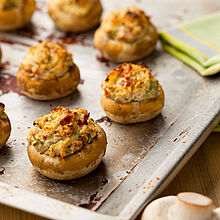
107, 31, 117, 39
4, 1, 17, 10
87, 133, 93, 143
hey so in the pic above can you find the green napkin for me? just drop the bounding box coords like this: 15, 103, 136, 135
159, 11, 220, 76
159, 12, 220, 131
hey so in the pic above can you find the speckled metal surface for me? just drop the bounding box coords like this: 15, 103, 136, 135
0, 0, 220, 219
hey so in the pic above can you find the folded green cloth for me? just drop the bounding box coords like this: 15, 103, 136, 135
159, 11, 220, 76
159, 12, 220, 131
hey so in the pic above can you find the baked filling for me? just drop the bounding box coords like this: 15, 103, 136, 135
54, 0, 98, 16
102, 7, 152, 43
27, 107, 98, 158
102, 63, 159, 103
0, 0, 20, 10
19, 41, 75, 80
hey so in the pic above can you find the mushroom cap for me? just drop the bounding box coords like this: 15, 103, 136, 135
141, 196, 176, 220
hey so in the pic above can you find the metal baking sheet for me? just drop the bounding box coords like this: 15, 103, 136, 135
0, 0, 220, 219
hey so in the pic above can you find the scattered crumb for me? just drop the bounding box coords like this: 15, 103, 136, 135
96, 55, 110, 67
0, 167, 5, 175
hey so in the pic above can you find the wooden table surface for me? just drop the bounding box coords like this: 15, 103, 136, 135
0, 132, 219, 220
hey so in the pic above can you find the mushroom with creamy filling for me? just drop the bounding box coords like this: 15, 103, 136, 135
27, 106, 107, 180
94, 7, 158, 62
0, 0, 36, 31
101, 63, 164, 124
17, 41, 80, 100
48, 0, 102, 32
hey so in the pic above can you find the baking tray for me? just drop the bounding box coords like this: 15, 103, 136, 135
0, 0, 220, 219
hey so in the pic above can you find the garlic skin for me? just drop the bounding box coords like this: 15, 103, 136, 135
142, 192, 220, 220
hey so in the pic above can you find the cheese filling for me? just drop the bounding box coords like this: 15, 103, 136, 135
0, 0, 21, 10
102, 7, 152, 43
54, 0, 98, 16
19, 41, 75, 80
27, 107, 98, 158
102, 63, 159, 103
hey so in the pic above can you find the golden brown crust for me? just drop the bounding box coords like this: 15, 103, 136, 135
0, 104, 11, 150
0, 0, 36, 31
48, 0, 102, 32
27, 124, 107, 180
101, 85, 165, 124
17, 63, 80, 100
94, 8, 158, 63
102, 63, 159, 103
94, 27, 157, 63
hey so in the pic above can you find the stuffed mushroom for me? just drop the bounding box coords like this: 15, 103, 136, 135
27, 106, 107, 180
48, 0, 102, 32
17, 41, 80, 100
94, 7, 158, 62
0, 0, 36, 31
101, 63, 164, 124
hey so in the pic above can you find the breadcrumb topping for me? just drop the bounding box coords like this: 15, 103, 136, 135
27, 107, 98, 158
53, 0, 99, 16
102, 7, 152, 43
0, 0, 20, 10
102, 63, 159, 103
19, 41, 75, 80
